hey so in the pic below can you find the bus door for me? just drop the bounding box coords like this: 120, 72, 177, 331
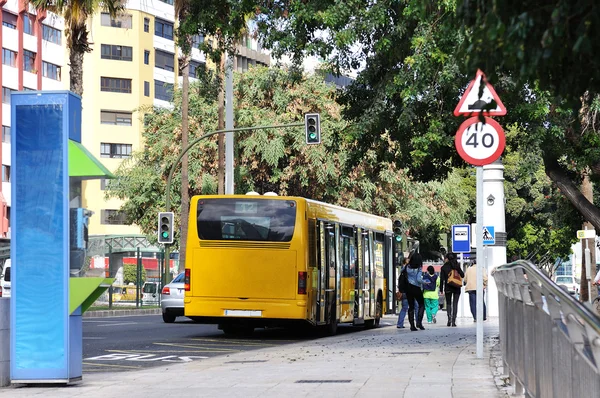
362, 231, 372, 318
324, 223, 337, 325
317, 221, 326, 323
352, 229, 362, 320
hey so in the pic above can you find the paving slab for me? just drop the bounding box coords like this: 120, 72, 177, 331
1, 313, 506, 397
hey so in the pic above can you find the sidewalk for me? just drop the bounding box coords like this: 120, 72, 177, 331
3, 313, 506, 398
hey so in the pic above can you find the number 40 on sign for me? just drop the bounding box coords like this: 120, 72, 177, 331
455, 116, 506, 167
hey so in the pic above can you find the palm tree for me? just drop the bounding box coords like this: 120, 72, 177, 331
30, 0, 123, 96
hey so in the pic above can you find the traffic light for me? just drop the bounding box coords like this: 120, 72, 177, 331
393, 220, 403, 242
305, 113, 321, 144
158, 212, 174, 244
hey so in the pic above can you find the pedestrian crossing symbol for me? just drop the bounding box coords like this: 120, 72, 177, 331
482, 226, 495, 245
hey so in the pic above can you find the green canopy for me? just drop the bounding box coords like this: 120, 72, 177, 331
69, 140, 114, 180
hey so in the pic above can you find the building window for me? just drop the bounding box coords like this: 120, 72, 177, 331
154, 18, 173, 40
23, 14, 33, 35
144, 81, 150, 97
2, 126, 10, 143
190, 61, 205, 79
2, 49, 16, 67
42, 25, 62, 45
154, 80, 173, 102
191, 34, 203, 48
100, 142, 132, 158
100, 178, 109, 190
144, 17, 150, 32
159, 0, 174, 4
23, 50, 36, 73
100, 13, 132, 29
2, 165, 9, 182
2, 87, 14, 104
42, 61, 61, 80
101, 44, 133, 61
101, 110, 132, 126
23, 87, 35, 91
2, 11, 16, 29
144, 50, 150, 65
100, 77, 132, 93
101, 209, 127, 225
155, 50, 174, 71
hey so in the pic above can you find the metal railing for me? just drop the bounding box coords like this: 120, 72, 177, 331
492, 260, 600, 397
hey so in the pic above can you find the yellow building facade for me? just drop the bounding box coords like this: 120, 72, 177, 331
81, 0, 269, 237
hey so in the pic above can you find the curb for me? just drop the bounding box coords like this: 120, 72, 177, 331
83, 308, 162, 318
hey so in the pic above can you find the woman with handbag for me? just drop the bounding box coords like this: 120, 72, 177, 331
396, 258, 420, 328
440, 253, 464, 327
405, 253, 426, 331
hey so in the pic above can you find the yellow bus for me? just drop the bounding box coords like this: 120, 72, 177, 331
184, 194, 394, 335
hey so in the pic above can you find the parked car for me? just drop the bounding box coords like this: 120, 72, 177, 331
141, 282, 160, 305
161, 272, 185, 323
554, 275, 580, 296
0, 260, 11, 298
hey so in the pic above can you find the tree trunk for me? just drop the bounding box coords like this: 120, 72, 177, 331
217, 54, 225, 194
544, 157, 600, 232
179, 55, 190, 273
68, 40, 84, 96
580, 173, 596, 303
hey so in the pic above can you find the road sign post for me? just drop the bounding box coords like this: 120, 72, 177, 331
455, 70, 506, 360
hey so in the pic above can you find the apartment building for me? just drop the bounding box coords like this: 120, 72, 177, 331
1, 0, 67, 238
81, 0, 270, 236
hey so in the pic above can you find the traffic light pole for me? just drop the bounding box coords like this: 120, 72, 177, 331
162, 122, 304, 282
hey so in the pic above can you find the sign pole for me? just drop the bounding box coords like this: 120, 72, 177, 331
476, 166, 484, 359
459, 252, 464, 318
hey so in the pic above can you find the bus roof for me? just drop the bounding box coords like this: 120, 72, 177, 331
191, 195, 392, 232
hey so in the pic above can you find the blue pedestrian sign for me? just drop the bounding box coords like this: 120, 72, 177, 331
483, 226, 495, 245
452, 224, 471, 253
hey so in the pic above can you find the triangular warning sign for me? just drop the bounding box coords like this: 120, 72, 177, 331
454, 70, 507, 117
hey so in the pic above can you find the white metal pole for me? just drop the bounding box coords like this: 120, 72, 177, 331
585, 226, 592, 303
476, 166, 484, 359
225, 54, 234, 195
459, 252, 464, 318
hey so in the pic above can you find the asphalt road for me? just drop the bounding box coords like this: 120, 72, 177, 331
82, 314, 379, 374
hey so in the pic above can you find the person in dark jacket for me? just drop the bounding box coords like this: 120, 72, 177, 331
440, 253, 464, 327
406, 253, 426, 331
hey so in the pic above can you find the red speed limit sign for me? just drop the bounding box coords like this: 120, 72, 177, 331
455, 116, 505, 166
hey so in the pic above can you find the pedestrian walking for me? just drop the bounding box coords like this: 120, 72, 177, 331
464, 261, 487, 321
406, 253, 426, 331
422, 265, 440, 324
440, 253, 464, 327
396, 258, 420, 328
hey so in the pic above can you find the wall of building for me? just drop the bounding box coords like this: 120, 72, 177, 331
1, 0, 68, 237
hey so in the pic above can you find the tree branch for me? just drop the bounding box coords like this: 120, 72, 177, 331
544, 156, 600, 231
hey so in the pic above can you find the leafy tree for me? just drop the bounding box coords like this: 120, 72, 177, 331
31, 0, 123, 95
107, 66, 470, 257
253, 0, 589, 250
123, 263, 146, 286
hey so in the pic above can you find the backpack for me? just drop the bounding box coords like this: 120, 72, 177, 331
423, 273, 437, 291
397, 266, 409, 293
447, 268, 463, 288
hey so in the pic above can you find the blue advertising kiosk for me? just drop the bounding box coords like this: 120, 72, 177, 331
10, 91, 113, 384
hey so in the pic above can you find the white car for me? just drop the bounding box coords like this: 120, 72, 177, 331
554, 275, 580, 296
0, 260, 10, 298
161, 273, 185, 323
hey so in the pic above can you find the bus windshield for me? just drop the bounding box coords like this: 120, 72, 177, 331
196, 198, 296, 242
